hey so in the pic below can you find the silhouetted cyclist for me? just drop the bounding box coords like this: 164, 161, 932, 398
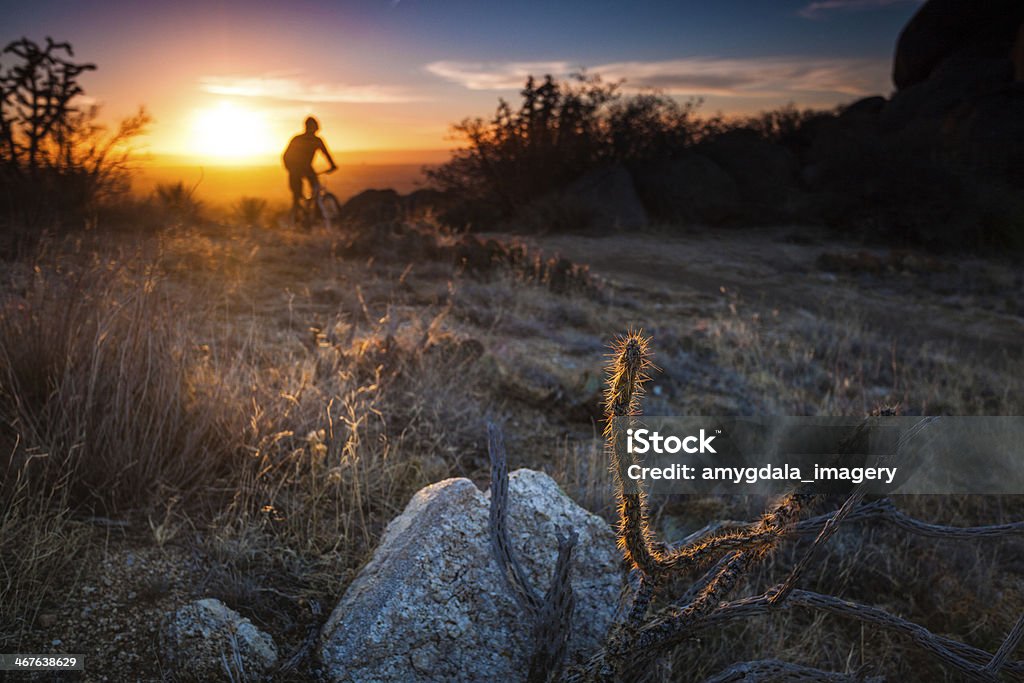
283, 116, 337, 216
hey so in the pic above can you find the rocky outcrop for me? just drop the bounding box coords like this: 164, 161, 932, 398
883, 0, 1024, 184
340, 189, 405, 227
696, 130, 799, 217
318, 469, 622, 683
405, 187, 453, 217
560, 165, 649, 231
633, 154, 739, 225
948, 86, 1024, 181
893, 0, 1024, 90
160, 598, 278, 681
331, 1, 1024, 242
339, 188, 454, 228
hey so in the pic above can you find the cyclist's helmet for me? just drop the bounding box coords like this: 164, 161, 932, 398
305, 116, 319, 133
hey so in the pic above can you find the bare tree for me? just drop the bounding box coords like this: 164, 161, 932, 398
0, 36, 149, 226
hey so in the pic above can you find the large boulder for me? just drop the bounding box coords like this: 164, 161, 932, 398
559, 165, 649, 231
160, 598, 278, 681
695, 130, 799, 216
884, 0, 1024, 154
404, 188, 453, 217
946, 85, 1024, 182
882, 46, 1016, 132
633, 154, 739, 225
837, 95, 886, 124
802, 97, 886, 188
893, 0, 1024, 90
319, 469, 622, 682
1015, 23, 1024, 81
341, 189, 405, 227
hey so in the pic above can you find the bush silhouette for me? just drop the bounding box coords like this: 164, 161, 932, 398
427, 74, 704, 226
0, 37, 149, 235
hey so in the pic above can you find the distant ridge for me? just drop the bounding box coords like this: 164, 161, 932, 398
145, 149, 453, 168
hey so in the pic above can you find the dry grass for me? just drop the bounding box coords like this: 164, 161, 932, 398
0, 216, 1021, 680
618, 293, 1024, 681
539, 330, 1024, 682
0, 471, 90, 643
0, 220, 503, 666
0, 265, 242, 511
677, 287, 1024, 417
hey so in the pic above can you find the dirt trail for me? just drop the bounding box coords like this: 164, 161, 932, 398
526, 228, 1024, 359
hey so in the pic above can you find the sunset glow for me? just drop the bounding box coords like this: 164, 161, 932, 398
189, 101, 276, 163
6, 0, 923, 166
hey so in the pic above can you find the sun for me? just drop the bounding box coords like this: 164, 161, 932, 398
190, 101, 274, 162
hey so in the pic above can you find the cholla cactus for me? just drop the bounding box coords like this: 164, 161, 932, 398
603, 331, 662, 578
490, 331, 1024, 683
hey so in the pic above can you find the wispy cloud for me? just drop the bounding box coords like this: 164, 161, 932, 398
199, 74, 425, 104
425, 56, 888, 98
424, 61, 572, 90
798, 0, 922, 20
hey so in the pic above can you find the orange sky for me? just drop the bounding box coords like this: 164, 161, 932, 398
6, 0, 919, 167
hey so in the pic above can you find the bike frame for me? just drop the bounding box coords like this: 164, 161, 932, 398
294, 170, 340, 231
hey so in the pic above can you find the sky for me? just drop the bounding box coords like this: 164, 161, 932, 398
3, 0, 923, 165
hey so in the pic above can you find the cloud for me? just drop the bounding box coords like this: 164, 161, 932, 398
425, 56, 888, 98
424, 61, 573, 90
798, 0, 923, 20
199, 74, 425, 104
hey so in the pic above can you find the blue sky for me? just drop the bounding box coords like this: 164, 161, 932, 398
2, 0, 923, 159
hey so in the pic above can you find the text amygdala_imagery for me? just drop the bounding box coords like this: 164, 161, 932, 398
625, 463, 899, 485
615, 418, 1024, 495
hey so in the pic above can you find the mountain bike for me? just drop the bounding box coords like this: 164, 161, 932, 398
292, 170, 342, 231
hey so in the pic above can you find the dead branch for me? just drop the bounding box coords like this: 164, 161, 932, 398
691, 588, 1024, 682
487, 422, 542, 615
988, 612, 1024, 675
487, 421, 577, 683
529, 530, 578, 683
702, 658, 883, 683
785, 498, 1024, 541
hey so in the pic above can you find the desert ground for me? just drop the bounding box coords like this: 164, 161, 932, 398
2, 213, 1022, 680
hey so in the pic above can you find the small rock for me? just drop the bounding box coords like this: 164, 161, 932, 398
160, 598, 278, 681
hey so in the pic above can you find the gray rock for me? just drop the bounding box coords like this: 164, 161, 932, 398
561, 165, 649, 231
160, 598, 278, 681
633, 154, 739, 225
404, 188, 452, 217
944, 85, 1024, 181
696, 130, 799, 213
341, 189, 405, 227
319, 469, 622, 683
837, 96, 886, 124
881, 49, 1014, 133
892, 0, 1023, 90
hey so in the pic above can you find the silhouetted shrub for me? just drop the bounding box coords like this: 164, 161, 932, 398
0, 37, 149, 238
432, 72, 1022, 250
427, 74, 704, 226
155, 181, 204, 226
234, 196, 268, 228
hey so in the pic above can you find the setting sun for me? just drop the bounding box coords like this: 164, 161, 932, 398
189, 101, 275, 163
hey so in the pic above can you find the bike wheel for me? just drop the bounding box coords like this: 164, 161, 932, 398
290, 204, 306, 231
319, 192, 342, 231
299, 199, 316, 231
